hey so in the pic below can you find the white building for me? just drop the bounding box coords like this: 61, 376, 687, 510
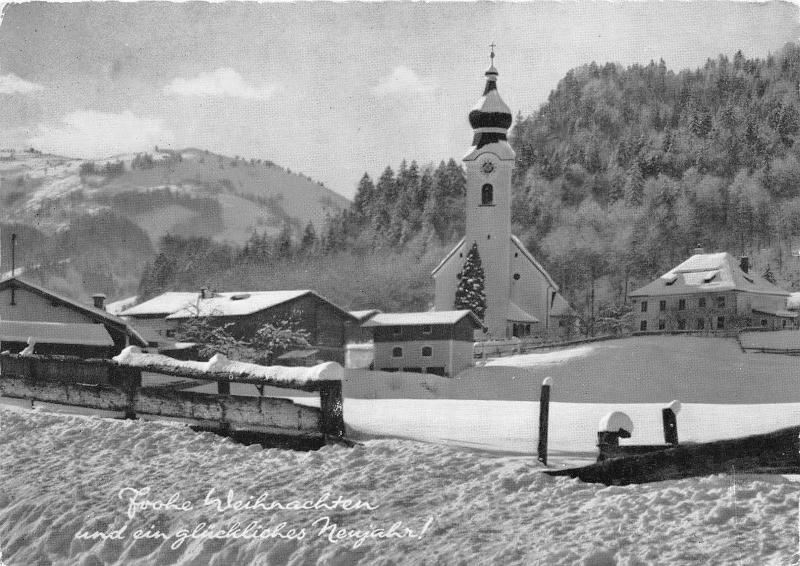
432, 52, 573, 338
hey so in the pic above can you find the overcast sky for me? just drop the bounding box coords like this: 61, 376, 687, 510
0, 1, 798, 198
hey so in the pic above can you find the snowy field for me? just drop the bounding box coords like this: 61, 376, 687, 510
1, 406, 799, 566
2, 335, 800, 564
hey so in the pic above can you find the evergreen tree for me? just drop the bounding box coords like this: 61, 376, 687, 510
299, 221, 318, 254
454, 242, 487, 320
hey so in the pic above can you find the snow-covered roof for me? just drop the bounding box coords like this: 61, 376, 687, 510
362, 310, 484, 328
0, 277, 147, 347
629, 253, 789, 298
121, 290, 313, 318
507, 302, 538, 323
752, 307, 797, 318
788, 292, 800, 311
0, 320, 114, 347
105, 295, 138, 315
349, 309, 381, 322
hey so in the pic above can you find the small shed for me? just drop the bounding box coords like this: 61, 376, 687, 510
0, 320, 115, 358
362, 310, 484, 377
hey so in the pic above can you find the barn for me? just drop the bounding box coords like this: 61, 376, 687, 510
120, 288, 358, 364
0, 277, 148, 355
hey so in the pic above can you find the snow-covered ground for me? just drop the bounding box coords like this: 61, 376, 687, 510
2, 336, 800, 564
1, 406, 798, 566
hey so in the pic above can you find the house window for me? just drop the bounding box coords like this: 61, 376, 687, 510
717, 316, 725, 329
392, 326, 402, 338
422, 324, 432, 335
641, 301, 648, 313
640, 320, 647, 331
716, 296, 726, 309
481, 184, 493, 205
761, 319, 768, 327
658, 319, 666, 330
698, 297, 706, 308
421, 346, 433, 357
783, 319, 788, 328
525, 324, 531, 335
696, 318, 705, 330
659, 300, 666, 312
677, 319, 686, 330
678, 299, 686, 311
392, 347, 403, 358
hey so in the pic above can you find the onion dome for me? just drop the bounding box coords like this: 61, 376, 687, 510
468, 49, 512, 149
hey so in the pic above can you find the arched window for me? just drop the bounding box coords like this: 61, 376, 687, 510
481, 184, 493, 205
392, 347, 403, 358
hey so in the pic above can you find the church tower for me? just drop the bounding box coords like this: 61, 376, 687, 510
433, 48, 570, 340
462, 49, 515, 336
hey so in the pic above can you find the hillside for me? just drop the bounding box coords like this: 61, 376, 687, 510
0, 148, 348, 301
0, 148, 347, 245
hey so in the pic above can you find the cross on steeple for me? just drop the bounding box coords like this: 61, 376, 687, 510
489, 42, 496, 61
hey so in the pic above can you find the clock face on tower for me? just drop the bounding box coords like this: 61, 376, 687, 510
481, 160, 495, 175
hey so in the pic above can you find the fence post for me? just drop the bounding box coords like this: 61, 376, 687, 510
537, 376, 551, 465
597, 411, 633, 461
319, 380, 345, 439
662, 400, 681, 445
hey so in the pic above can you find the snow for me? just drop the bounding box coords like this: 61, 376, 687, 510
597, 411, 634, 435
113, 347, 343, 383
484, 345, 594, 367
1, 405, 798, 565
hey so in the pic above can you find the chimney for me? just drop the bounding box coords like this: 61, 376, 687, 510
740, 256, 750, 274
200, 287, 209, 299
692, 244, 705, 256
92, 293, 106, 310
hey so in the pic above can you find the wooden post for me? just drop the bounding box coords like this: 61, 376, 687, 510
112, 364, 141, 419
318, 380, 345, 439
662, 400, 680, 445
537, 376, 551, 465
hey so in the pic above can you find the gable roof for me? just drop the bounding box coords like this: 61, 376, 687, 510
0, 277, 147, 346
508, 302, 538, 323
629, 253, 790, 298
361, 310, 484, 328
123, 289, 356, 322
0, 321, 114, 347
431, 235, 560, 292
349, 309, 381, 322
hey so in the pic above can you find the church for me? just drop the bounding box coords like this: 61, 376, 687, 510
432, 51, 574, 339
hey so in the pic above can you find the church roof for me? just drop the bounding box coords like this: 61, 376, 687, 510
431, 236, 559, 293
362, 310, 484, 328
468, 54, 513, 151
629, 252, 789, 298
508, 302, 539, 323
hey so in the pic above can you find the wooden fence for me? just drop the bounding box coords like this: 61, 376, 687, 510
0, 354, 345, 449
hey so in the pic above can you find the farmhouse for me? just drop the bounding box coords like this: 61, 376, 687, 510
629, 251, 796, 332
362, 310, 484, 377
432, 51, 574, 339
119, 288, 358, 363
0, 276, 148, 355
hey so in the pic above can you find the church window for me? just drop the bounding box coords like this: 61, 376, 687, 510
513, 273, 520, 280
481, 184, 493, 205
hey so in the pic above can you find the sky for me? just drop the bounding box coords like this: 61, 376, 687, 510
0, 1, 799, 199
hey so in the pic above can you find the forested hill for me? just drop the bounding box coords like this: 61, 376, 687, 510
509, 43, 800, 307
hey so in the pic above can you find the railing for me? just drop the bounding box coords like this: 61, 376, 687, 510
0, 353, 345, 448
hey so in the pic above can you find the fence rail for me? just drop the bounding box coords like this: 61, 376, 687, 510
0, 354, 345, 446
